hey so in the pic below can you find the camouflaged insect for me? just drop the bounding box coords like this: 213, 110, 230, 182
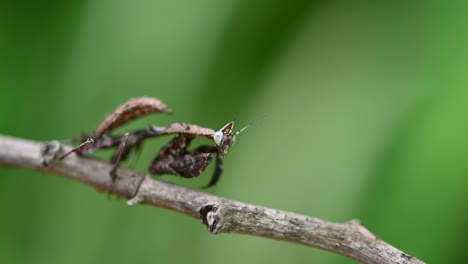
63, 97, 244, 188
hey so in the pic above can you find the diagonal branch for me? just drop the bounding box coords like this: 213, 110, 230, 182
0, 134, 424, 264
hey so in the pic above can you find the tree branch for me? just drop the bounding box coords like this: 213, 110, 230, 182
0, 134, 424, 264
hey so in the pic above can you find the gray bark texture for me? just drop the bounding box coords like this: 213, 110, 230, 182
0, 134, 425, 264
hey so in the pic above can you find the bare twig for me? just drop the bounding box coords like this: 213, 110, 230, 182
0, 134, 424, 264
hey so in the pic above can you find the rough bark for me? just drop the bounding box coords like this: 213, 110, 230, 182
0, 134, 425, 264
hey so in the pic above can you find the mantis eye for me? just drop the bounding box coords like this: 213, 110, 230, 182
213, 131, 224, 146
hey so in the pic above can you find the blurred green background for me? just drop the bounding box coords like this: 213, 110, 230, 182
1, 1, 468, 263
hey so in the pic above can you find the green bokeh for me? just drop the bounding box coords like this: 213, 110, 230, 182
1, 1, 467, 263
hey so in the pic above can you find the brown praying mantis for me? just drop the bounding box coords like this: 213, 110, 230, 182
44, 97, 247, 189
